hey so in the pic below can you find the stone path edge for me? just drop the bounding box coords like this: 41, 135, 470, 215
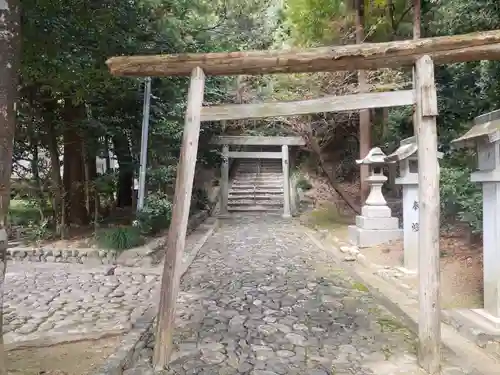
5, 327, 130, 352
302, 226, 500, 375
93, 308, 157, 375
93, 218, 220, 375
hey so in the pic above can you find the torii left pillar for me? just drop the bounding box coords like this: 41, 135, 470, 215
282, 145, 291, 218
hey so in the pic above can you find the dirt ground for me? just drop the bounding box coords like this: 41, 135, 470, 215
6, 337, 122, 375
302, 200, 484, 310
364, 230, 483, 309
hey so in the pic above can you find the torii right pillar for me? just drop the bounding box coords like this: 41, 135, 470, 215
414, 55, 441, 375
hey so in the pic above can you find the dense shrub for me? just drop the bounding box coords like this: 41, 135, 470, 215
146, 165, 177, 193
440, 166, 482, 234
136, 193, 173, 235
296, 176, 313, 191
96, 226, 144, 251
191, 188, 210, 214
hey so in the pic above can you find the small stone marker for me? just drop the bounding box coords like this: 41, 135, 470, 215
385, 136, 443, 271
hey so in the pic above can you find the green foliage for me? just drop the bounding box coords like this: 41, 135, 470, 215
94, 172, 118, 196
136, 193, 173, 235
9, 200, 43, 226
296, 176, 313, 191
284, 0, 412, 46
191, 188, 210, 213
440, 166, 482, 234
146, 165, 177, 193
96, 226, 145, 251
26, 219, 52, 243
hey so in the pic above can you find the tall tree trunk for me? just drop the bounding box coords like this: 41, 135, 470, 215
62, 103, 89, 226
27, 89, 46, 219
29, 134, 46, 220
355, 0, 371, 203
113, 133, 134, 208
83, 137, 97, 218
45, 119, 63, 230
0, 0, 20, 373
414, 0, 421, 39
104, 135, 111, 172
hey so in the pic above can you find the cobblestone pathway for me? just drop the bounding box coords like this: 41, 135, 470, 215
141, 214, 468, 375
4, 262, 160, 349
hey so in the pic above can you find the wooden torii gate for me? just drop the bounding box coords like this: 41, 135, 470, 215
209, 135, 306, 217
106, 30, 500, 374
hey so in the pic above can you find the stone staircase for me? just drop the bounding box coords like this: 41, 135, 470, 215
228, 159, 284, 213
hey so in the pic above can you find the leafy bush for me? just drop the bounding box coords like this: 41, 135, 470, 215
136, 193, 173, 235
9, 199, 45, 226
296, 176, 313, 191
26, 218, 52, 243
191, 188, 210, 214
440, 166, 482, 234
94, 172, 118, 197
146, 166, 177, 193
95, 226, 144, 251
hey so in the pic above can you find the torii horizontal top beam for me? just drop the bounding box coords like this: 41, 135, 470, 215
106, 30, 500, 77
210, 136, 305, 146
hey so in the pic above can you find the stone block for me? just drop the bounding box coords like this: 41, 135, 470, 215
355, 215, 399, 230
361, 205, 392, 218
348, 226, 402, 248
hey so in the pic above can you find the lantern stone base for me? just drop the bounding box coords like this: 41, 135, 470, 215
355, 215, 399, 230
348, 225, 403, 248
348, 202, 402, 248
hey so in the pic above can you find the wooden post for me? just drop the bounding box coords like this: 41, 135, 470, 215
153, 67, 205, 370
355, 0, 371, 203
220, 144, 229, 215
414, 55, 441, 374
282, 145, 291, 218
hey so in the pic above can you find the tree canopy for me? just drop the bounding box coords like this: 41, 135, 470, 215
3, 0, 498, 241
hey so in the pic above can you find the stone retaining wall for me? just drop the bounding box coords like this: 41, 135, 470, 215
7, 209, 210, 265
7, 247, 116, 265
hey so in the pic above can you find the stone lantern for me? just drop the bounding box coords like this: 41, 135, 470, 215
452, 109, 500, 326
348, 147, 402, 248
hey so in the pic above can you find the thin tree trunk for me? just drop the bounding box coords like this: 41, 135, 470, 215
113, 134, 134, 208
355, 0, 371, 203
414, 0, 421, 39
0, 0, 20, 373
85, 138, 97, 219
30, 135, 46, 220
104, 135, 111, 172
309, 137, 361, 215
62, 103, 89, 226
45, 121, 64, 236
299, 128, 361, 214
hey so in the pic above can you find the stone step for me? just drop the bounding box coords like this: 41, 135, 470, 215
228, 194, 284, 200
237, 165, 282, 169
228, 199, 283, 206
235, 173, 283, 178
232, 181, 284, 187
233, 177, 283, 181
230, 185, 284, 190
233, 177, 283, 183
232, 180, 284, 185
236, 171, 283, 174
229, 189, 284, 194
228, 205, 283, 212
